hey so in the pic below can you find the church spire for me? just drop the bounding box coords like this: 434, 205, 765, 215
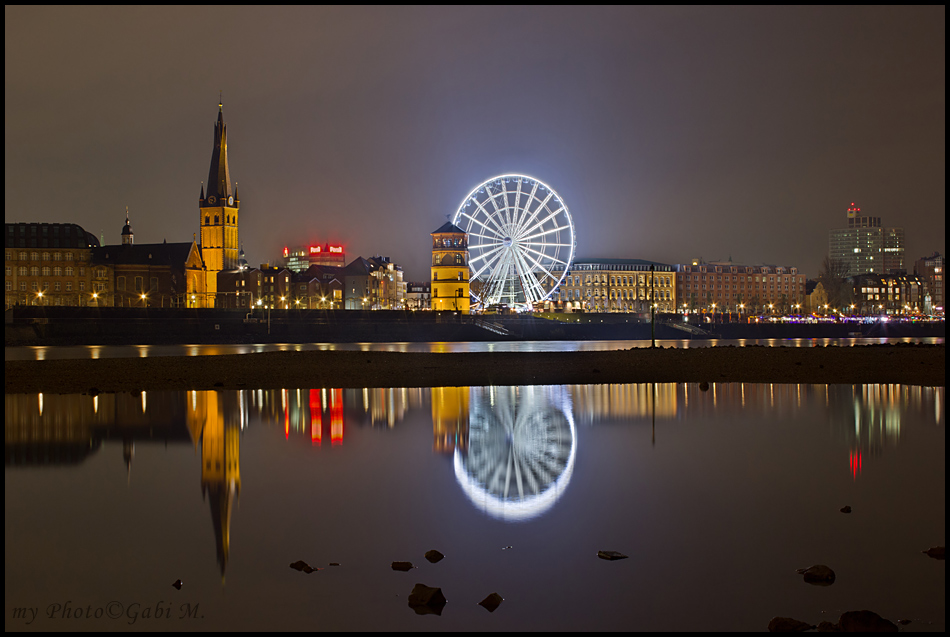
204, 99, 232, 205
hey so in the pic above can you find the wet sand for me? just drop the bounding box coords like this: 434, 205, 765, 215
4, 344, 944, 394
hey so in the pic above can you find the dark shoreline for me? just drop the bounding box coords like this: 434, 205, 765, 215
5, 344, 944, 395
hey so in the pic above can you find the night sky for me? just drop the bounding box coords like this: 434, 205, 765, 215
5, 6, 944, 281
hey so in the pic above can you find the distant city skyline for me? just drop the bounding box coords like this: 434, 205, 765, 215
5, 6, 944, 281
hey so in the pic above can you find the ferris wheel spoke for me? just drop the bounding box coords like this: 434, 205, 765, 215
517, 225, 572, 242
518, 192, 554, 236
512, 248, 547, 303
515, 179, 539, 231
518, 247, 559, 285
459, 211, 505, 240
520, 206, 566, 239
468, 231, 504, 243
521, 244, 570, 269
470, 247, 505, 280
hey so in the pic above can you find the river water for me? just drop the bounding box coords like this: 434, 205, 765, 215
4, 382, 944, 631
4, 336, 944, 360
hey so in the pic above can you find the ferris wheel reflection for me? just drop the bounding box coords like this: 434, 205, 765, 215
454, 385, 576, 522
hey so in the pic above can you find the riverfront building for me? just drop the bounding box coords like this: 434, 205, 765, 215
675, 259, 806, 314
430, 222, 470, 313
5, 222, 101, 308
560, 258, 676, 313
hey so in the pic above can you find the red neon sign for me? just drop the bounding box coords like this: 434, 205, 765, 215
283, 247, 289, 258
329, 246, 343, 253
309, 246, 321, 254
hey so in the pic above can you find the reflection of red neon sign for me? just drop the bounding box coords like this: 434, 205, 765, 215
309, 246, 321, 254
849, 449, 862, 480
329, 246, 343, 253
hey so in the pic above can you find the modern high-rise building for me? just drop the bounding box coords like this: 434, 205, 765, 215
199, 101, 240, 303
282, 243, 346, 272
828, 203, 903, 276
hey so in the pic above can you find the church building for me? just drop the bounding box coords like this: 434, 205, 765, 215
199, 101, 241, 306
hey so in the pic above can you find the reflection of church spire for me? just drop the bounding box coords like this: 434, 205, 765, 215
188, 391, 241, 580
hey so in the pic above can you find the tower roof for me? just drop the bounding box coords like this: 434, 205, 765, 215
204, 102, 232, 204
431, 221, 466, 235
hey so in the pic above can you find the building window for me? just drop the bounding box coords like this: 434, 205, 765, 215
150, 277, 158, 291
30, 266, 39, 276
30, 252, 39, 261
66, 282, 72, 292
79, 282, 85, 291
20, 282, 26, 291
54, 282, 61, 291
65, 266, 74, 276
205, 216, 210, 225
53, 267, 62, 276
135, 277, 143, 292
19, 252, 27, 260
214, 216, 219, 224
117, 276, 126, 291
54, 252, 61, 261
42, 252, 50, 261
66, 252, 74, 261
31, 282, 38, 292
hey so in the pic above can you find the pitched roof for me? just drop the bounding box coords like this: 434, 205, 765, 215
92, 242, 196, 267
431, 221, 466, 234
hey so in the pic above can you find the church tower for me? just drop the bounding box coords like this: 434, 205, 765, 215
430, 221, 470, 313
199, 100, 240, 304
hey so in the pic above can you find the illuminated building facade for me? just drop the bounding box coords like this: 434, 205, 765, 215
5, 222, 100, 309
829, 203, 904, 276
198, 101, 241, 304
675, 260, 805, 314
282, 244, 346, 272
561, 258, 676, 313
851, 272, 925, 315
913, 252, 944, 315
430, 222, 470, 313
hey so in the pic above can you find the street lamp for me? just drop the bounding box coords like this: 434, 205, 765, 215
139, 293, 147, 307
36, 291, 44, 306
91, 291, 99, 307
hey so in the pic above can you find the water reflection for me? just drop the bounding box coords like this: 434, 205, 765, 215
454, 386, 576, 522
4, 382, 943, 580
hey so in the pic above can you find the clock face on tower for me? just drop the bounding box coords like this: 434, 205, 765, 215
208, 196, 216, 204
228, 196, 234, 206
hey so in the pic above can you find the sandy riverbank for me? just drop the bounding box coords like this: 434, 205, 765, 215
4, 344, 944, 394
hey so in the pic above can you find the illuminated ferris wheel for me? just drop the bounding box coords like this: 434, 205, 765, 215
452, 175, 575, 309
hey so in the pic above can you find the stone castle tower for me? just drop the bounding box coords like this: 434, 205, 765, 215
199, 101, 240, 304
430, 221, 470, 313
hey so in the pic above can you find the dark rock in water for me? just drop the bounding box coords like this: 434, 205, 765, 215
796, 564, 835, 585
817, 621, 841, 632
840, 505, 852, 513
699, 381, 710, 391
597, 550, 629, 561
767, 616, 815, 632
172, 579, 183, 590
408, 583, 446, 615
424, 550, 445, 563
922, 546, 945, 560
392, 561, 415, 571
478, 592, 503, 613
838, 610, 897, 632
289, 560, 320, 573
